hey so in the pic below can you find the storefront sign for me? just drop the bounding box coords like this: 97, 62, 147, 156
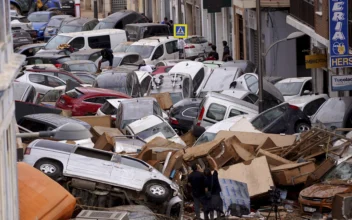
331, 75, 352, 91
329, 0, 352, 68
305, 54, 327, 69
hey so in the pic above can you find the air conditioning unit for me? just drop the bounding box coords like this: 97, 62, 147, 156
73, 210, 129, 220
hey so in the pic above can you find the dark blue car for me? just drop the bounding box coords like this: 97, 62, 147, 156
10, 0, 61, 15
28, 11, 59, 41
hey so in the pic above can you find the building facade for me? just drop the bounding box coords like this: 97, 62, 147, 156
286, 0, 339, 96
0, 0, 26, 219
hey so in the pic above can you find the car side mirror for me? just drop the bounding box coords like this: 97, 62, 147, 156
303, 90, 311, 95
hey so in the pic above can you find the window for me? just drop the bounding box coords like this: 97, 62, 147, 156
57, 57, 71, 63
183, 78, 190, 98
152, 45, 164, 60
193, 69, 205, 92
57, 73, 81, 84
128, 55, 140, 63
66, 89, 84, 99
198, 37, 208, 44
317, 0, 322, 12
75, 147, 112, 161
76, 74, 95, 84
18, 119, 48, 132
166, 41, 178, 54
90, 52, 102, 62
206, 103, 226, 121
88, 35, 111, 48
69, 37, 85, 49
245, 75, 258, 93
303, 98, 326, 116
183, 107, 199, 118
29, 74, 46, 84
229, 109, 246, 118
120, 157, 149, 171
84, 97, 106, 104
243, 94, 258, 104
46, 76, 65, 87
252, 105, 286, 130
123, 14, 138, 26
27, 58, 44, 65
100, 102, 117, 115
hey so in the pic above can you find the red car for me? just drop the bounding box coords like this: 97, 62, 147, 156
55, 87, 131, 116
152, 66, 174, 75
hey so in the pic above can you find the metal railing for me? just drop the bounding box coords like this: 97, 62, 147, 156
289, 0, 315, 28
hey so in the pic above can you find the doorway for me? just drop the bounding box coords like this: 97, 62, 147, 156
296, 35, 311, 77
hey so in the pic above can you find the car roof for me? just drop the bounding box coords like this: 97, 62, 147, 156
75, 87, 131, 97
25, 68, 68, 74
220, 89, 253, 99
15, 43, 46, 50
168, 61, 207, 77
128, 115, 163, 133
70, 49, 102, 55
22, 113, 90, 129
206, 114, 256, 133
120, 97, 156, 106
173, 98, 202, 108
133, 36, 176, 46
103, 10, 136, 20
288, 94, 329, 107
31, 11, 51, 15
64, 60, 95, 65
105, 99, 125, 108
277, 77, 312, 83
206, 92, 259, 111
59, 29, 125, 37
51, 15, 72, 19
113, 52, 140, 58
27, 54, 70, 59
63, 17, 97, 26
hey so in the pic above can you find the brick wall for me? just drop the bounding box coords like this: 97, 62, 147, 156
314, 0, 329, 39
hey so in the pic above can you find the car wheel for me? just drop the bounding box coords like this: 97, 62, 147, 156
35, 159, 62, 180
295, 122, 310, 133
145, 182, 170, 204
10, 3, 21, 15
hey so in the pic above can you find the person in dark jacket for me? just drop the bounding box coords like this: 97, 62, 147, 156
222, 41, 230, 61
208, 45, 219, 61
188, 164, 209, 220
97, 48, 114, 73
204, 168, 223, 220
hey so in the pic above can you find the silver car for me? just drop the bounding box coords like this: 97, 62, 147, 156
23, 139, 180, 204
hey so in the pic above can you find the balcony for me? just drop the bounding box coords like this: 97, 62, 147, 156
233, 0, 290, 8
289, 0, 315, 28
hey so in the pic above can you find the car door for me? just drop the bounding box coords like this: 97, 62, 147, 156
203, 103, 227, 127
252, 104, 287, 134
165, 40, 179, 60
151, 44, 164, 64
110, 155, 152, 191
65, 147, 113, 183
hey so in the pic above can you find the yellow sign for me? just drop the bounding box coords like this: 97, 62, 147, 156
305, 54, 327, 69
174, 24, 188, 39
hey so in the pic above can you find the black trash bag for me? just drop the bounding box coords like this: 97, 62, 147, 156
228, 203, 250, 217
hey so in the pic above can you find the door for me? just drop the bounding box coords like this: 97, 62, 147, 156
165, 40, 179, 59
252, 104, 287, 134
150, 45, 164, 64
65, 147, 113, 183
110, 155, 151, 191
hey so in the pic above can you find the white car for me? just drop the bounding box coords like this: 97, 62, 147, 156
125, 115, 186, 146
126, 36, 179, 65
16, 71, 66, 95
194, 114, 257, 146
96, 98, 124, 120
184, 36, 212, 59
275, 77, 312, 101
287, 94, 328, 117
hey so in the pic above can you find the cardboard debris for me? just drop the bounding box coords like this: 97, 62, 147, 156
149, 92, 173, 110
332, 193, 352, 219
142, 137, 185, 151
94, 132, 115, 151
217, 156, 274, 197
305, 157, 336, 186
215, 131, 296, 148
74, 115, 111, 128
206, 138, 238, 170
256, 149, 293, 166
90, 126, 123, 143
271, 162, 316, 186
224, 136, 255, 162
229, 117, 261, 133
183, 139, 224, 162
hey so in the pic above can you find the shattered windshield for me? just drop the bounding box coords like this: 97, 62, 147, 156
324, 159, 352, 182
136, 122, 176, 140
194, 132, 217, 146
275, 82, 303, 96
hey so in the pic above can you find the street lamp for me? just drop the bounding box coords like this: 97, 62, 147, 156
16, 123, 92, 140
264, 31, 306, 59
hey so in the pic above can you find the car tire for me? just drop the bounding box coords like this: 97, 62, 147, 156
35, 159, 62, 180
145, 182, 170, 204
10, 3, 21, 15
295, 122, 310, 133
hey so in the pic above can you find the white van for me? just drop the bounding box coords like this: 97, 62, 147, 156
195, 92, 258, 127
43, 29, 127, 51
126, 36, 179, 65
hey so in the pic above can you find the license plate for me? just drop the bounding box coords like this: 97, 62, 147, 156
304, 207, 316, 213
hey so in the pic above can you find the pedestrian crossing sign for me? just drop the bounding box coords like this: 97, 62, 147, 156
174, 24, 188, 38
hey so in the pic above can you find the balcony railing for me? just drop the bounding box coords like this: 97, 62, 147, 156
289, 0, 315, 28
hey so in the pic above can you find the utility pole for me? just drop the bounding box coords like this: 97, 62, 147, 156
256, 0, 264, 113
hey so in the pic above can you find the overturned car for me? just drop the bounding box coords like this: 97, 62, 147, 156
23, 139, 183, 218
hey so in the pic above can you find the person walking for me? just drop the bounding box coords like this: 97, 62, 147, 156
188, 164, 209, 220
178, 38, 185, 59
222, 41, 230, 61
204, 168, 223, 220
97, 48, 114, 73
207, 45, 219, 61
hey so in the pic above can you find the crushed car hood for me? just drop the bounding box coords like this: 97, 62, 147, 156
300, 183, 352, 198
